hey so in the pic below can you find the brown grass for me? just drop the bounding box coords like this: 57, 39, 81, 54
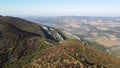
96, 38, 120, 47
24, 40, 120, 68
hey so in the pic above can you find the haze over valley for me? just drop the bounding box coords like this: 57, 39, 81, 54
23, 16, 120, 57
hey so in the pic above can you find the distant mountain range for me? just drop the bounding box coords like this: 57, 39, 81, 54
0, 16, 120, 68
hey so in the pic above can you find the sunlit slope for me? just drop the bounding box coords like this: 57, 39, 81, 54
25, 40, 120, 68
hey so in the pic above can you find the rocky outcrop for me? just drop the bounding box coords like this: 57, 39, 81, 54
40, 25, 81, 42
0, 16, 80, 42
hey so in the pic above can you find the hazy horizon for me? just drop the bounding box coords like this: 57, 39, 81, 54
0, 0, 120, 16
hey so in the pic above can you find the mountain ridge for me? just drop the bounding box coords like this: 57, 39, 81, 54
0, 16, 120, 68
25, 40, 120, 68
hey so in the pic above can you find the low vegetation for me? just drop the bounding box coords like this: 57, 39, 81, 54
25, 40, 120, 68
0, 16, 120, 68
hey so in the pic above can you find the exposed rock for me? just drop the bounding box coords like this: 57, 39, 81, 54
40, 25, 81, 42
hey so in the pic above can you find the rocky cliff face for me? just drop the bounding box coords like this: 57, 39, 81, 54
40, 25, 80, 42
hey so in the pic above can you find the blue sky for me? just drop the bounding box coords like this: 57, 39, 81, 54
0, 0, 120, 16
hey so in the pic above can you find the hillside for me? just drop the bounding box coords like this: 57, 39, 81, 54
0, 16, 80, 67
0, 16, 120, 68
0, 16, 52, 67
25, 40, 120, 68
0, 16, 80, 42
